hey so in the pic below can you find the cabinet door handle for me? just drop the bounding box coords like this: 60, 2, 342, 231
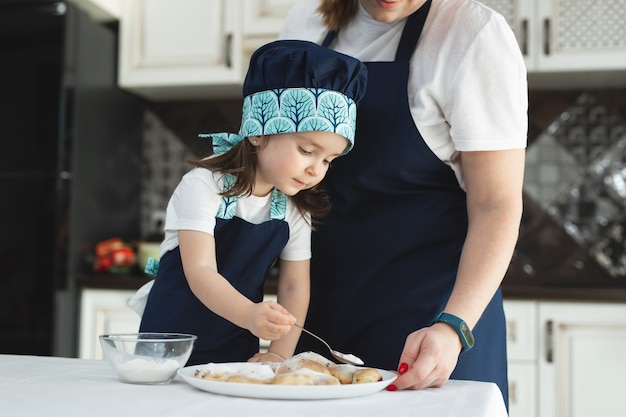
520, 19, 528, 56
545, 319, 554, 363
225, 33, 233, 68
509, 380, 517, 405
543, 18, 551, 55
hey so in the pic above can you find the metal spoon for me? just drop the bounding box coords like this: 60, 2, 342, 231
293, 323, 364, 366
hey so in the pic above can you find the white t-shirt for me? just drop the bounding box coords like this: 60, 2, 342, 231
160, 167, 312, 261
280, 0, 528, 189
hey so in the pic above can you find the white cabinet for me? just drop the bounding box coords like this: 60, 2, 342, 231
504, 300, 538, 417
480, 0, 626, 77
504, 299, 626, 417
538, 301, 626, 417
79, 288, 141, 360
118, 0, 244, 100
117, 0, 299, 101
240, 0, 299, 73
241, 0, 298, 36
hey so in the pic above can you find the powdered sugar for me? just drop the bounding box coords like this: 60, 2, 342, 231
113, 358, 181, 383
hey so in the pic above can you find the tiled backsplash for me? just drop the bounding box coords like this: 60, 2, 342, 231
510, 89, 626, 287
141, 89, 626, 287
140, 99, 242, 239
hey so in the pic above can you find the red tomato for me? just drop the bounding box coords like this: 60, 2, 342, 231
111, 247, 136, 266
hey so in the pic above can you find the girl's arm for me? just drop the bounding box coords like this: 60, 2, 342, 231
178, 229, 296, 341
250, 259, 310, 362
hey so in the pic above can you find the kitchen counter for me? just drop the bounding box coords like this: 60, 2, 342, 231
502, 285, 626, 302
77, 273, 152, 290
1, 354, 507, 417
76, 274, 626, 302
77, 273, 280, 294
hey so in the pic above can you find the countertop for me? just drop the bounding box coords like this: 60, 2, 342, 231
77, 273, 626, 302
501, 285, 626, 302
1, 354, 508, 417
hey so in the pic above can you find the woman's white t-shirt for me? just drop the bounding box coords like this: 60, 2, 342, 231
160, 167, 312, 261
280, 0, 528, 189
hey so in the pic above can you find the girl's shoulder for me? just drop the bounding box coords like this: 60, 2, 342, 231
180, 167, 223, 190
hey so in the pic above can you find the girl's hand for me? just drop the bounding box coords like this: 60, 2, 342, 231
246, 300, 296, 341
387, 323, 462, 391
248, 351, 286, 363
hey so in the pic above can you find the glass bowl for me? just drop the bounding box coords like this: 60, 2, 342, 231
99, 333, 197, 384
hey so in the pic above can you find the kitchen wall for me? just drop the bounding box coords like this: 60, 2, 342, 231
509, 88, 626, 288
140, 88, 626, 288
139, 99, 243, 240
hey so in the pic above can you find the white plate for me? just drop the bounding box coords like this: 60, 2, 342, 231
178, 364, 397, 400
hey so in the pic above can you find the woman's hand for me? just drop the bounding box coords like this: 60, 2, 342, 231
245, 300, 296, 341
388, 323, 462, 390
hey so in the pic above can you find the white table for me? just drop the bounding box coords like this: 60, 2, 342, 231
0, 354, 507, 417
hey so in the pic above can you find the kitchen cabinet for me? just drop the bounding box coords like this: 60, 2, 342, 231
504, 300, 538, 417
240, 0, 299, 71
481, 0, 626, 71
118, 0, 243, 100
504, 299, 626, 417
78, 288, 141, 360
538, 301, 626, 417
79, 288, 274, 358
241, 0, 298, 36
118, 0, 299, 100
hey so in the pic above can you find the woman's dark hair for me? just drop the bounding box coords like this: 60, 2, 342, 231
318, 0, 359, 31
189, 136, 332, 227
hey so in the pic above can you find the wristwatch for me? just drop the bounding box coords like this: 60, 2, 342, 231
433, 312, 474, 354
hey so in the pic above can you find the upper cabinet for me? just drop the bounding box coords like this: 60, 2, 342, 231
118, 0, 244, 100
241, 0, 298, 36
533, 1, 626, 72
116, 0, 625, 100
117, 0, 298, 100
480, 0, 626, 87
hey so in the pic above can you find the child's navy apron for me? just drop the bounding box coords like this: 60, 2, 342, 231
297, 0, 508, 406
140, 183, 289, 365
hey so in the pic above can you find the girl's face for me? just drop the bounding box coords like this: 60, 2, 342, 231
251, 132, 348, 196
358, 0, 428, 23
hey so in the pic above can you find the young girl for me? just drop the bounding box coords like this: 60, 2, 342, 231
137, 40, 367, 365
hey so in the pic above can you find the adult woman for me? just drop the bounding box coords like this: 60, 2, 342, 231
280, 0, 527, 406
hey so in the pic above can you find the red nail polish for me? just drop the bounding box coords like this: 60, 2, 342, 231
398, 362, 409, 375
386, 384, 398, 391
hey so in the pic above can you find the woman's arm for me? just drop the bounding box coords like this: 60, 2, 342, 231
444, 148, 525, 327
393, 147, 525, 390
250, 259, 310, 361
178, 229, 296, 341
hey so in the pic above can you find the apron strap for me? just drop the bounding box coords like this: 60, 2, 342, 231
320, 0, 432, 63
395, 0, 432, 62
321, 30, 336, 47
217, 174, 287, 221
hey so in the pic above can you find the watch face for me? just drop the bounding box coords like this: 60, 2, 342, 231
460, 322, 475, 346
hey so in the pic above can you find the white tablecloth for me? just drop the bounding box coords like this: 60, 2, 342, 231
0, 354, 507, 417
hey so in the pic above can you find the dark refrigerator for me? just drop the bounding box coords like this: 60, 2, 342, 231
0, 1, 144, 357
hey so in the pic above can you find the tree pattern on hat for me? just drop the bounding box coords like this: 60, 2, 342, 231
239, 88, 357, 148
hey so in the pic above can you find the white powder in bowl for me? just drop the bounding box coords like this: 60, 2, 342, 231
114, 358, 180, 383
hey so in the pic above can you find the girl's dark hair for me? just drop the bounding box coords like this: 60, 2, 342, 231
317, 0, 359, 31
189, 136, 332, 227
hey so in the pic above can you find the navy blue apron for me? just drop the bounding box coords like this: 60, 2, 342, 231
140, 184, 289, 365
298, 0, 508, 406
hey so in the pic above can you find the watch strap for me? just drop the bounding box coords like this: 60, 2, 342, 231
433, 311, 474, 354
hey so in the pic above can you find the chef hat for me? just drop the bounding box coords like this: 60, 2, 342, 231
199, 40, 367, 155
